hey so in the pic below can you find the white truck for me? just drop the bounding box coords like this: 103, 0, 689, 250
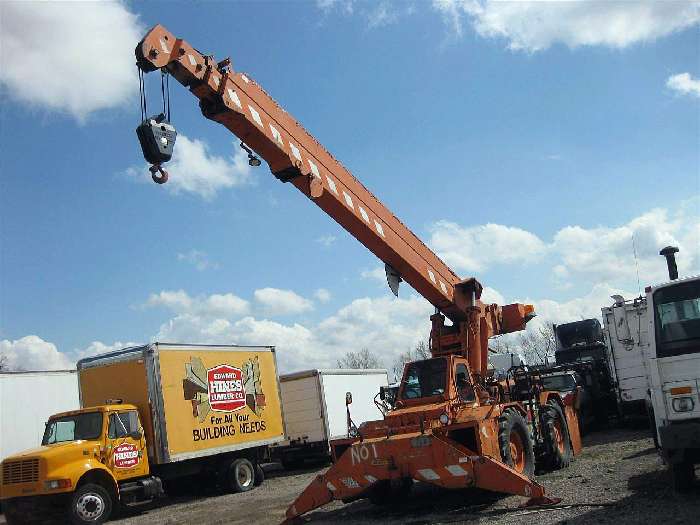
603, 247, 699, 490
0, 370, 80, 461
273, 369, 389, 469
602, 296, 650, 418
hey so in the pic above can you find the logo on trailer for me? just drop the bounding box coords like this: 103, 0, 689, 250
113, 443, 139, 469
207, 364, 246, 412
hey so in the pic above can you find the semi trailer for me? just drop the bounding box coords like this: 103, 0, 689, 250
0, 343, 285, 524
273, 369, 388, 468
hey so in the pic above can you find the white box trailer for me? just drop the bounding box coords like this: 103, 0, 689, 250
601, 296, 650, 417
273, 369, 388, 468
0, 370, 79, 461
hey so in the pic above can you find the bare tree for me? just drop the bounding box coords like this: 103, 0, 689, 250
489, 335, 517, 354
337, 348, 383, 370
517, 321, 556, 365
392, 340, 431, 382
0, 353, 7, 371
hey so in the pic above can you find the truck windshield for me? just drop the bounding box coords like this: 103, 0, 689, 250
401, 358, 447, 400
654, 280, 700, 358
542, 374, 577, 392
42, 412, 103, 445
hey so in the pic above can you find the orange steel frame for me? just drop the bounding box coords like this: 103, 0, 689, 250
136, 25, 574, 524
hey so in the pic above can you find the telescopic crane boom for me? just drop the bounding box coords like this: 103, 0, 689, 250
135, 25, 534, 378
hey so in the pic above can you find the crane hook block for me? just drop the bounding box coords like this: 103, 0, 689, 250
136, 113, 177, 182
149, 164, 169, 184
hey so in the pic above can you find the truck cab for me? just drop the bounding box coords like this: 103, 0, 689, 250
0, 403, 158, 525
647, 275, 700, 489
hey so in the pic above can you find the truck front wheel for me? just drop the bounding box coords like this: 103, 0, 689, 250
69, 483, 112, 525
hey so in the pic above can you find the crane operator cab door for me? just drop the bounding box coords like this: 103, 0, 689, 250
105, 409, 150, 481
455, 362, 476, 403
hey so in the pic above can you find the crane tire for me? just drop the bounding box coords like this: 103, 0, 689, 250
541, 401, 572, 470
498, 408, 535, 479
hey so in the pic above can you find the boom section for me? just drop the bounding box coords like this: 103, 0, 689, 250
136, 25, 468, 321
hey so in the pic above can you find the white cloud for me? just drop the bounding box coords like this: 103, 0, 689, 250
177, 250, 219, 271
254, 288, 314, 316
315, 288, 332, 303
316, 235, 337, 247
0, 1, 143, 122
361, 266, 387, 283
429, 221, 546, 273
0, 336, 73, 371
667, 72, 700, 98
367, 2, 398, 28
432, 0, 700, 52
145, 290, 250, 318
428, 200, 700, 290
521, 283, 635, 327
153, 292, 432, 372
551, 204, 700, 287
126, 137, 254, 199
316, 0, 355, 15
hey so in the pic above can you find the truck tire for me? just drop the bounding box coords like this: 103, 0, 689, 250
254, 462, 265, 486
2, 501, 28, 525
541, 401, 572, 470
69, 483, 112, 525
225, 458, 255, 493
671, 461, 695, 492
498, 409, 535, 478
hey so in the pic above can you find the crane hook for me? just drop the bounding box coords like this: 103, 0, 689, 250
149, 164, 169, 184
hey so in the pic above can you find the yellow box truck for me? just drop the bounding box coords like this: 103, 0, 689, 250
0, 343, 284, 525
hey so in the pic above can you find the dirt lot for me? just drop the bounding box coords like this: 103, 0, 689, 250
2, 427, 698, 525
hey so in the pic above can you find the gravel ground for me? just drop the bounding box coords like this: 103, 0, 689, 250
2, 427, 698, 525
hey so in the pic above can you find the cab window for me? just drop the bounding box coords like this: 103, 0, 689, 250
108, 411, 139, 439
401, 358, 447, 399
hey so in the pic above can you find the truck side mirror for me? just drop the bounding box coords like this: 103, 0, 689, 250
345, 392, 352, 405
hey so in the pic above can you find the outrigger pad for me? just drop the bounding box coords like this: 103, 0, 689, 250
522, 496, 562, 507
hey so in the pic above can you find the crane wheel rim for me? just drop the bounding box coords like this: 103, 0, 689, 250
553, 418, 565, 453
509, 431, 526, 473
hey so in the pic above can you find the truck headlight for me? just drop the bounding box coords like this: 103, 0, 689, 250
439, 413, 450, 425
672, 397, 695, 412
45, 479, 72, 490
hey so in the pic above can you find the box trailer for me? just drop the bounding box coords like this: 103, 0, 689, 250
1, 343, 285, 525
0, 371, 79, 462
273, 369, 388, 468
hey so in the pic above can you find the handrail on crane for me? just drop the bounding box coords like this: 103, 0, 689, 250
135, 24, 535, 376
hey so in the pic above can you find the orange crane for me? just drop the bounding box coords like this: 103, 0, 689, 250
136, 25, 581, 523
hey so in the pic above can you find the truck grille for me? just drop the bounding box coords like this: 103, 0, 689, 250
2, 459, 40, 485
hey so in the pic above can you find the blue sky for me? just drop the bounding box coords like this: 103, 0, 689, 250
0, 1, 698, 372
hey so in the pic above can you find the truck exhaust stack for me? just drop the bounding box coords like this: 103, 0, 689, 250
659, 246, 680, 281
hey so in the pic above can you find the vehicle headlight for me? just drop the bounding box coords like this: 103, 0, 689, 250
439, 412, 450, 425
672, 397, 695, 412
45, 479, 72, 490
